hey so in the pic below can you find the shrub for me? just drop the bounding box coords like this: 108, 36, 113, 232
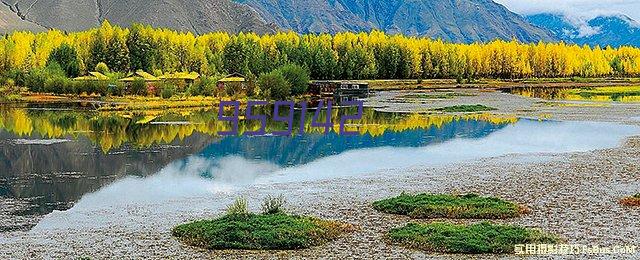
161, 83, 177, 99
187, 77, 220, 97
388, 222, 560, 254
619, 193, 640, 206
276, 64, 310, 96
47, 43, 80, 78
187, 77, 211, 96
224, 82, 244, 97
258, 70, 291, 100
261, 194, 286, 215
3, 69, 27, 87
24, 63, 67, 93
130, 78, 147, 96
95, 62, 110, 74
226, 197, 249, 215
372, 193, 527, 219
74, 80, 109, 95
44, 75, 73, 94
24, 68, 47, 93
107, 82, 125, 96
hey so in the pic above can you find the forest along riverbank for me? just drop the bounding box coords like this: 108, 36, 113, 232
1, 89, 640, 258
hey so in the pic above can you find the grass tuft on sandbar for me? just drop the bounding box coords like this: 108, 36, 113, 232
373, 193, 528, 219
172, 197, 353, 250
388, 222, 560, 254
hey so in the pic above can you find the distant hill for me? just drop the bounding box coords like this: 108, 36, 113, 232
527, 13, 640, 47
0, 2, 45, 33
0, 0, 556, 43
0, 0, 276, 34
241, 0, 556, 43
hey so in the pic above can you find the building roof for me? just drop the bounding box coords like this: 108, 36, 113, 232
218, 76, 245, 82
135, 71, 159, 81
73, 72, 109, 81
218, 72, 246, 83
158, 72, 200, 80
119, 71, 160, 82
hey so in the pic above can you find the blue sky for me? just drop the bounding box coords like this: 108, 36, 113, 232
495, 0, 640, 22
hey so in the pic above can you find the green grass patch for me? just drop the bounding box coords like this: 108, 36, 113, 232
388, 222, 560, 254
373, 193, 528, 219
172, 197, 353, 250
172, 213, 352, 250
434, 104, 496, 113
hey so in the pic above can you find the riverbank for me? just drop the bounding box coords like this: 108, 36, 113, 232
1, 89, 640, 258
2, 78, 640, 111
366, 77, 640, 91
367, 87, 640, 123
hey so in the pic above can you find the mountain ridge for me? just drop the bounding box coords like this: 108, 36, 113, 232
242, 0, 556, 43
0, 0, 556, 44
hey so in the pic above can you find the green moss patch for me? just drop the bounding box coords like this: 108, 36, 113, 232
172, 213, 353, 250
388, 222, 560, 254
373, 193, 528, 219
434, 104, 496, 113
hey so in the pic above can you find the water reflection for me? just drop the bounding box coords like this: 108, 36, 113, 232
0, 105, 516, 231
0, 105, 517, 153
505, 86, 640, 102
2, 104, 639, 232
31, 119, 640, 231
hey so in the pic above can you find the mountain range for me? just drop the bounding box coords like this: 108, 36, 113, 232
0, 0, 637, 47
527, 13, 640, 47
240, 0, 555, 43
0, 0, 553, 43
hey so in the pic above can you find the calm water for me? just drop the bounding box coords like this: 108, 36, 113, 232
505, 86, 640, 102
0, 104, 638, 231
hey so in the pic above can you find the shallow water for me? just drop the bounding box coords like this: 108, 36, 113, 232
504, 86, 640, 102
0, 105, 638, 231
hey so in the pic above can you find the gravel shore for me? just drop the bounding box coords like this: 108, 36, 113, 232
2, 89, 640, 259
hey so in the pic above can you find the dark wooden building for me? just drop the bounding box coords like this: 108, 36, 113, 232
309, 81, 369, 102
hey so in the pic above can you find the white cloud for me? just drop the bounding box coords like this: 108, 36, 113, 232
494, 0, 640, 36
494, 0, 640, 22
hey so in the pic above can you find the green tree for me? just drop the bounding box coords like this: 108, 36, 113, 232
223, 36, 249, 75
107, 34, 131, 72
88, 31, 107, 70
276, 64, 310, 96
258, 70, 290, 100
47, 43, 80, 77
223, 34, 262, 75
127, 24, 155, 72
